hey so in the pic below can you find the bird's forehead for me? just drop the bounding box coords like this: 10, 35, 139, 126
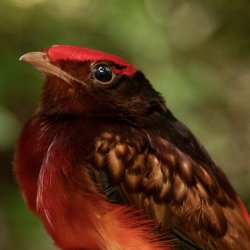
46, 45, 137, 76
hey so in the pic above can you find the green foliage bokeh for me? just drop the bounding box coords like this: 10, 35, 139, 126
0, 0, 249, 249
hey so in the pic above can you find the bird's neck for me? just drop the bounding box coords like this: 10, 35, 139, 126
38, 77, 85, 116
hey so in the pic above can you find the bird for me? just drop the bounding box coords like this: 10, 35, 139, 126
14, 45, 250, 250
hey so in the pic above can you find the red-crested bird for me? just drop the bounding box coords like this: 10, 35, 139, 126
14, 45, 250, 250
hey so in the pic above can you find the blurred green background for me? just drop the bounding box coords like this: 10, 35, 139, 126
0, 0, 249, 249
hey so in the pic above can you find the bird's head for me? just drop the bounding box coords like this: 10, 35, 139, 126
20, 45, 166, 125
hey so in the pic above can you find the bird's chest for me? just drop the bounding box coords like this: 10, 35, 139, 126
16, 118, 108, 249
35, 135, 107, 249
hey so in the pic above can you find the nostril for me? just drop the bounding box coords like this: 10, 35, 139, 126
43, 55, 51, 63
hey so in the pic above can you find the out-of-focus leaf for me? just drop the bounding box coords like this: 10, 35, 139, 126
0, 107, 20, 151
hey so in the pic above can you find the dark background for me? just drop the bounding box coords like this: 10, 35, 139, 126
0, 0, 249, 249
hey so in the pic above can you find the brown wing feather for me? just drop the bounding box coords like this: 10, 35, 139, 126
90, 130, 250, 250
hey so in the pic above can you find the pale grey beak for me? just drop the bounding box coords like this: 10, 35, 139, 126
20, 52, 84, 85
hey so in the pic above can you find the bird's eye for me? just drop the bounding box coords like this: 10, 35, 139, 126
92, 64, 113, 83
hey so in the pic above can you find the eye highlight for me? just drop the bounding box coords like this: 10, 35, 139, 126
92, 64, 113, 83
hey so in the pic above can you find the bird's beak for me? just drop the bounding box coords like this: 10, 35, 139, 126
19, 52, 83, 85
19, 52, 62, 77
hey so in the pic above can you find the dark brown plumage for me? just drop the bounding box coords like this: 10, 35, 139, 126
14, 45, 250, 250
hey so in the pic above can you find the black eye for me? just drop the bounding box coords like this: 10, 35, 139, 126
92, 64, 113, 83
